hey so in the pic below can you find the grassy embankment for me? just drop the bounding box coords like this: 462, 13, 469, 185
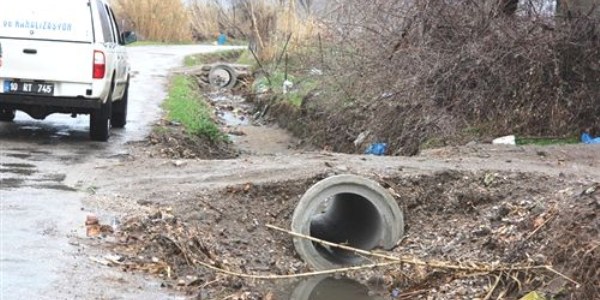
162, 75, 224, 142
161, 49, 249, 142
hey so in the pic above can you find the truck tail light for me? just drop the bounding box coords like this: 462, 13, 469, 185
93, 50, 106, 79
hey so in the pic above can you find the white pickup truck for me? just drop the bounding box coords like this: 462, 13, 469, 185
0, 0, 136, 141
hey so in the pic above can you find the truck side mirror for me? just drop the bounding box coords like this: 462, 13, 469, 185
121, 31, 137, 45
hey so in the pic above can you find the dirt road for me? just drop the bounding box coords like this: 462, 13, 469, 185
1, 45, 598, 299
0, 45, 243, 300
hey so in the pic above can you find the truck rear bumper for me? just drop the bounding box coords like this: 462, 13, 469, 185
0, 94, 102, 119
0, 94, 102, 110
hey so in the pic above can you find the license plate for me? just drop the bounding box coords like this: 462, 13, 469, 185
3, 81, 54, 96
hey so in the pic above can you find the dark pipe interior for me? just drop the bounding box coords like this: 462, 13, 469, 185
309, 193, 383, 264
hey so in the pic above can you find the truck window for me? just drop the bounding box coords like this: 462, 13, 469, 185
96, 0, 115, 43
0, 0, 93, 43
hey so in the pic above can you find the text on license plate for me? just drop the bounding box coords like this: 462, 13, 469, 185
3, 81, 54, 95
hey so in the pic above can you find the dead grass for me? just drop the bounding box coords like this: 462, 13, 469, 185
188, 0, 322, 62
111, 0, 193, 43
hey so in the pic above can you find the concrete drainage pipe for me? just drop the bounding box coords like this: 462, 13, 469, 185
208, 64, 238, 89
291, 174, 404, 270
290, 275, 384, 300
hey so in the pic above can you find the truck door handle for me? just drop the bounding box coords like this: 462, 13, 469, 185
23, 49, 37, 54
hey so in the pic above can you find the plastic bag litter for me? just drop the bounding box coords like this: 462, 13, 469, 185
492, 135, 516, 145
365, 143, 388, 155
581, 132, 600, 144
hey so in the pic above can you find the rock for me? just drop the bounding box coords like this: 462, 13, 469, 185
473, 225, 492, 237
85, 214, 99, 226
353, 131, 371, 147
530, 204, 545, 215
367, 275, 387, 287
172, 160, 186, 167
334, 165, 349, 172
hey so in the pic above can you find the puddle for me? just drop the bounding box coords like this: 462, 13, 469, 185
0, 168, 37, 176
291, 276, 383, 300
6, 153, 32, 159
33, 184, 77, 192
1, 163, 36, 168
203, 90, 304, 155
218, 110, 249, 126
0, 178, 26, 189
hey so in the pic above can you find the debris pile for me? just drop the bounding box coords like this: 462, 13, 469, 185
97, 172, 598, 299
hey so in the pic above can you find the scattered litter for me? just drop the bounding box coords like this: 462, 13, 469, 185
85, 214, 114, 237
282, 80, 293, 94
520, 291, 546, 300
89, 256, 111, 266
581, 132, 600, 144
172, 160, 186, 167
492, 135, 516, 145
309, 68, 323, 76
217, 33, 227, 46
354, 131, 371, 147
365, 143, 388, 156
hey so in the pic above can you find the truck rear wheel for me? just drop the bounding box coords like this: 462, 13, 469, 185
0, 109, 16, 122
111, 83, 128, 128
90, 99, 111, 141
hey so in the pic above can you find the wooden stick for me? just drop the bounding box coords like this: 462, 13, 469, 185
193, 259, 399, 280
483, 274, 502, 300
524, 211, 557, 241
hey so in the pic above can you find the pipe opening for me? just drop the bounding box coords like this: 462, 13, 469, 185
309, 193, 383, 265
292, 174, 404, 269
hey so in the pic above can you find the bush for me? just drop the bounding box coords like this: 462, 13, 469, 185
292, 0, 600, 154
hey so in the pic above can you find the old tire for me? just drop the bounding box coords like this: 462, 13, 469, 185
291, 174, 404, 270
0, 109, 16, 122
111, 83, 128, 128
90, 98, 112, 141
208, 64, 238, 89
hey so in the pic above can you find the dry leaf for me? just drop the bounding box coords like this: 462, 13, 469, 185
533, 216, 545, 228
519, 291, 545, 300
265, 291, 275, 300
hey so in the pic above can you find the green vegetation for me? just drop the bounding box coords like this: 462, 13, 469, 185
516, 136, 579, 146
253, 71, 318, 107
235, 50, 255, 65
163, 75, 225, 142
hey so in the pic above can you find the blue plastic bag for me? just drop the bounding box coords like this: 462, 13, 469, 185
365, 143, 388, 155
217, 34, 227, 45
581, 132, 600, 144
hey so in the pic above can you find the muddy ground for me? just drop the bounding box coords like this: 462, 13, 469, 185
77, 67, 600, 300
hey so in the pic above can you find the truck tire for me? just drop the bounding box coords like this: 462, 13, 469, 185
90, 98, 112, 141
0, 109, 16, 122
111, 83, 128, 128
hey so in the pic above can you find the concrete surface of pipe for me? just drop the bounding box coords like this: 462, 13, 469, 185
291, 174, 404, 270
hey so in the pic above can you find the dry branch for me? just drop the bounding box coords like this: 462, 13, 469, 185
265, 224, 581, 286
